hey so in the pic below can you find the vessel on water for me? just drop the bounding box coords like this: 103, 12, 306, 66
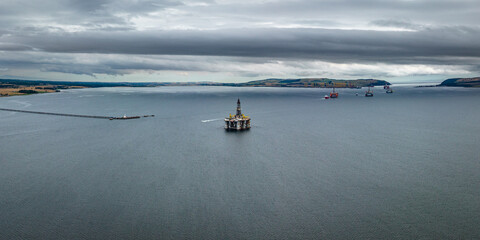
225, 99, 251, 131
365, 86, 374, 97
324, 95, 330, 99
330, 87, 339, 98
386, 88, 393, 93
109, 115, 141, 120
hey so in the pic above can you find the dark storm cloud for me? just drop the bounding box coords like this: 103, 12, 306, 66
4, 27, 480, 64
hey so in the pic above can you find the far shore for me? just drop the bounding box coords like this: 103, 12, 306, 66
2, 76, 479, 98
1, 77, 391, 98
0, 84, 85, 97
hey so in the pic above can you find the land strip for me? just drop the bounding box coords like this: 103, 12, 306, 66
0, 79, 86, 97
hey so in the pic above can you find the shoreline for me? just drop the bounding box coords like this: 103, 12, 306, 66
2, 80, 479, 98
0, 85, 86, 98
0, 87, 58, 97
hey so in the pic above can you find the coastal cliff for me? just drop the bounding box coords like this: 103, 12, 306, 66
439, 77, 480, 87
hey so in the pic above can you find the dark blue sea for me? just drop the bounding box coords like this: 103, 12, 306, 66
1, 86, 479, 239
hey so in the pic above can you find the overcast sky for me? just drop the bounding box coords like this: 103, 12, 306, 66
1, 0, 479, 83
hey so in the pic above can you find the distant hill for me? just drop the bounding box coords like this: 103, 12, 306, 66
0, 79, 162, 88
439, 77, 480, 87
238, 78, 390, 88
1, 77, 390, 89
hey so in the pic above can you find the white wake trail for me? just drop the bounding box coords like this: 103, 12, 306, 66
201, 118, 222, 123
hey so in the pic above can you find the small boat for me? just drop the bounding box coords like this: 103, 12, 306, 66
365, 87, 374, 97
386, 88, 393, 93
324, 95, 330, 99
330, 87, 339, 98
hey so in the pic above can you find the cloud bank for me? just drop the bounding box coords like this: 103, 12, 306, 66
0, 0, 479, 82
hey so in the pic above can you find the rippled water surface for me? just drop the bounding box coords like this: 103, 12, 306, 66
1, 86, 479, 239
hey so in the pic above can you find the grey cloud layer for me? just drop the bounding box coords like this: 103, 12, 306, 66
0, 0, 182, 22
0, 0, 479, 80
4, 27, 480, 63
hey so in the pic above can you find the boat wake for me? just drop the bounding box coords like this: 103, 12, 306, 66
201, 118, 222, 123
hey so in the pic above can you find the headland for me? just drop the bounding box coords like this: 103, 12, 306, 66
438, 77, 480, 87
0, 79, 86, 97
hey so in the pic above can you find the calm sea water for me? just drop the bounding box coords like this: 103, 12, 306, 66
1, 86, 479, 239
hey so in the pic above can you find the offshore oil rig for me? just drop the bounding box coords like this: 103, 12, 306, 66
225, 99, 251, 130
